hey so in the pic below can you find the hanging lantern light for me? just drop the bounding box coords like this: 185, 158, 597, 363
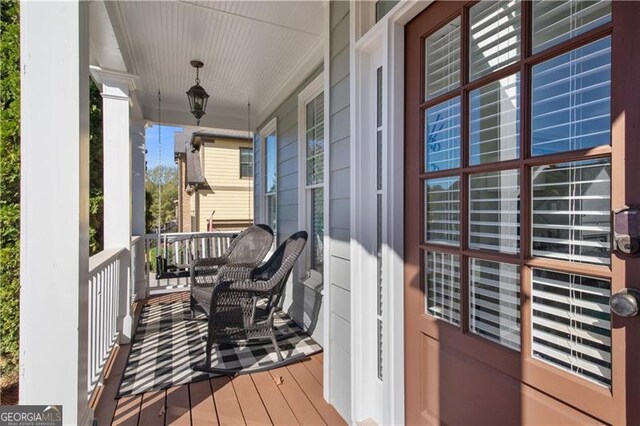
186, 60, 209, 126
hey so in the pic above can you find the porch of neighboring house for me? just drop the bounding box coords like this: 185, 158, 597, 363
91, 294, 342, 426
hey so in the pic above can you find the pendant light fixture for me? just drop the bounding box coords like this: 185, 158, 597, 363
186, 60, 209, 126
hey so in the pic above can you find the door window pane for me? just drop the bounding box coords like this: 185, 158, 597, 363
531, 37, 611, 156
425, 17, 461, 100
266, 194, 277, 234
470, 259, 521, 350
533, 1, 611, 53
469, 169, 520, 253
425, 251, 460, 325
532, 268, 611, 388
470, 0, 521, 81
470, 73, 520, 165
425, 97, 460, 172
424, 176, 460, 246
532, 158, 611, 265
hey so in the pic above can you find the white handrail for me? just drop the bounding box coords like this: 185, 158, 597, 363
87, 247, 129, 398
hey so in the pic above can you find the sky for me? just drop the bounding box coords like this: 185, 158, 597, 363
145, 124, 183, 170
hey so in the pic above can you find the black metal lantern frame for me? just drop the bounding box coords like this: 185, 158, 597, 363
186, 60, 210, 126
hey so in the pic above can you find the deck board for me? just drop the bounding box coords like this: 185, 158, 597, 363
232, 374, 272, 425
166, 385, 192, 425
138, 390, 166, 425
286, 361, 346, 426
251, 371, 299, 426
268, 367, 326, 425
92, 293, 344, 426
211, 376, 246, 425
190, 380, 219, 426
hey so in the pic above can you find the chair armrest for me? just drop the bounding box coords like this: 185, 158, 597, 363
217, 264, 255, 281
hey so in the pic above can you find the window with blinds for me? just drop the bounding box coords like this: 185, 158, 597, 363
425, 251, 460, 326
470, 259, 521, 350
376, 66, 384, 381
469, 169, 520, 254
469, 0, 521, 81
304, 91, 324, 275
532, 158, 611, 265
264, 131, 277, 235
424, 97, 460, 172
532, 268, 611, 387
531, 37, 611, 156
424, 177, 460, 246
533, 1, 611, 53
419, 0, 613, 387
425, 17, 460, 101
239, 147, 253, 178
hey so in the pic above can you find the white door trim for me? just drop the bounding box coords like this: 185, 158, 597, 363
349, 1, 433, 424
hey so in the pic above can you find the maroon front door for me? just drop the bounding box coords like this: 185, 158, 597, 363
405, 1, 640, 424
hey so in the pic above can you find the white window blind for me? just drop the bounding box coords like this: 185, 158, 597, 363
306, 94, 324, 185
424, 177, 460, 246
469, 169, 520, 254
533, 0, 611, 54
425, 17, 460, 101
531, 37, 611, 156
532, 268, 611, 388
310, 188, 324, 271
425, 97, 461, 172
470, 0, 521, 81
469, 259, 521, 350
469, 73, 520, 165
532, 158, 611, 265
425, 251, 460, 326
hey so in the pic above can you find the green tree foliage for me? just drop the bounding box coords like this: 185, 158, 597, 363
0, 0, 21, 382
89, 81, 104, 255
145, 165, 178, 233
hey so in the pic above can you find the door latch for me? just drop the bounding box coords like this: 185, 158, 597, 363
613, 206, 640, 256
610, 288, 640, 318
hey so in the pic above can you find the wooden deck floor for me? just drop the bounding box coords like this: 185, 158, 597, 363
93, 294, 345, 426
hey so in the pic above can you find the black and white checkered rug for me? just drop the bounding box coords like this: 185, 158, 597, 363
117, 300, 322, 397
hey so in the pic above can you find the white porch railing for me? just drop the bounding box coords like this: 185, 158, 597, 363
87, 247, 127, 396
87, 235, 146, 398
145, 231, 236, 293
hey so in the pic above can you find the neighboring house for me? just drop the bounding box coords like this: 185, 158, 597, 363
175, 130, 253, 232
19, 1, 640, 425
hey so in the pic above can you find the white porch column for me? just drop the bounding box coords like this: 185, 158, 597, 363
92, 67, 137, 343
20, 2, 91, 425
131, 120, 147, 300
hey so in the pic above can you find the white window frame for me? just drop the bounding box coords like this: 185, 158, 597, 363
297, 73, 325, 289
259, 117, 278, 236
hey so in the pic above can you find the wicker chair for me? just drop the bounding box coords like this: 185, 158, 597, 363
193, 231, 308, 375
190, 224, 274, 317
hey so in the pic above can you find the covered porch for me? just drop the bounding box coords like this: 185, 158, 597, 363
19, 1, 335, 424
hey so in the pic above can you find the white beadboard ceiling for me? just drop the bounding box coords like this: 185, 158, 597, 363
91, 0, 324, 130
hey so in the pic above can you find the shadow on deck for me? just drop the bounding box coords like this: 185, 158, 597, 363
92, 293, 345, 425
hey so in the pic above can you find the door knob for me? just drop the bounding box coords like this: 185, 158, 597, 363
610, 289, 640, 317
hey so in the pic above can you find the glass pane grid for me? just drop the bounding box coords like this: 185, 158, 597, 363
425, 17, 461, 100
425, 97, 461, 172
531, 37, 611, 156
425, 176, 460, 246
470, 0, 521, 81
425, 251, 460, 325
469, 169, 520, 254
470, 73, 520, 165
533, 1, 611, 54
532, 158, 611, 265
469, 258, 521, 351
532, 268, 611, 388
